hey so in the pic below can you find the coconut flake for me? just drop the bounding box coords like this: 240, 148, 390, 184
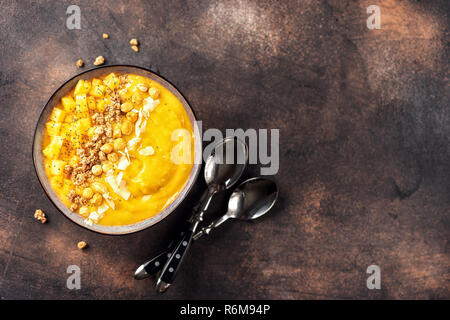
137, 83, 148, 92
135, 110, 142, 136
137, 119, 147, 137
127, 137, 141, 151
117, 155, 130, 170
135, 109, 147, 138
106, 173, 130, 200
118, 180, 131, 200
88, 211, 100, 223
98, 203, 109, 214
85, 211, 104, 224
106, 174, 119, 192
116, 171, 123, 185
138, 146, 155, 156
102, 193, 116, 209
143, 97, 160, 114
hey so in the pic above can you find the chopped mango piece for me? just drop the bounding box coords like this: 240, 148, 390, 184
74, 80, 84, 95
49, 108, 66, 123
42, 136, 64, 159
87, 96, 96, 110
103, 73, 120, 90
60, 123, 72, 140
61, 96, 76, 113
89, 78, 105, 97
50, 160, 66, 176
60, 137, 74, 158
46, 122, 61, 136
64, 114, 74, 123
80, 118, 91, 131
70, 124, 88, 151
50, 175, 64, 189
96, 99, 106, 113
74, 79, 91, 95
70, 132, 87, 150
74, 117, 91, 133
62, 179, 73, 195
75, 94, 89, 117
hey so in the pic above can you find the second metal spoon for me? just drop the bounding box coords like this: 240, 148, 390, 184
134, 177, 278, 280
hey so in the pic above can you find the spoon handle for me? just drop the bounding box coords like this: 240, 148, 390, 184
135, 190, 212, 280
136, 211, 233, 279
134, 230, 185, 280
155, 230, 194, 292
134, 250, 171, 280
134, 226, 212, 279
135, 234, 193, 279
156, 189, 215, 292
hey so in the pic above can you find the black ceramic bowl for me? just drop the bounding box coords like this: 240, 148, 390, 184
32, 65, 202, 235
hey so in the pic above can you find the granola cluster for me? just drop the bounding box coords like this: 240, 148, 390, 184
34, 209, 47, 223
77, 241, 87, 249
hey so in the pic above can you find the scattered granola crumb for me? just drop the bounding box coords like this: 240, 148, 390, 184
76, 59, 84, 68
131, 45, 139, 52
77, 241, 87, 250
102, 33, 109, 39
129, 38, 138, 46
34, 209, 47, 224
94, 56, 105, 66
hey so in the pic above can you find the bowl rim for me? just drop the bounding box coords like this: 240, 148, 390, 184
32, 64, 202, 236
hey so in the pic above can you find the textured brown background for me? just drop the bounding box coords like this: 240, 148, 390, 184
0, 0, 449, 299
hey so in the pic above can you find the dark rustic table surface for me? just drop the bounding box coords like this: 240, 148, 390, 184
0, 0, 448, 299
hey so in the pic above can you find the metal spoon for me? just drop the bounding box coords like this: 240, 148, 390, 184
194, 177, 278, 239
154, 136, 248, 293
134, 177, 278, 280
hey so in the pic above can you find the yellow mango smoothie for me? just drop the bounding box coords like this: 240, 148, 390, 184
42, 73, 194, 226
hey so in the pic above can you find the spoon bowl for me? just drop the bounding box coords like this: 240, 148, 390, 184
192, 177, 278, 239
228, 177, 278, 221
204, 136, 248, 190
